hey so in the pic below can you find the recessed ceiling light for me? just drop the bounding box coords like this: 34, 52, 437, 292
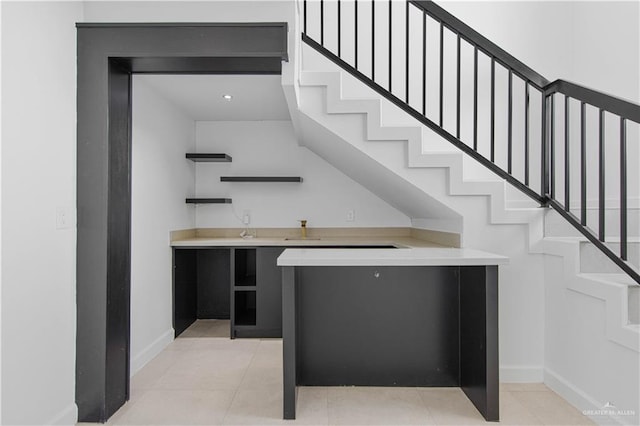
222, 94, 233, 101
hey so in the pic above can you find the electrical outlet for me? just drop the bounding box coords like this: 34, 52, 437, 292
242, 210, 251, 225
56, 206, 73, 230
346, 209, 355, 222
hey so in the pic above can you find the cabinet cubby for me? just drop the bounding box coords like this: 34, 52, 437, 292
234, 249, 257, 287
234, 291, 257, 326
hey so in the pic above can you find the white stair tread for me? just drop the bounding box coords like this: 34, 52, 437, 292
503, 207, 542, 213
544, 236, 640, 243
578, 273, 639, 286
459, 178, 505, 185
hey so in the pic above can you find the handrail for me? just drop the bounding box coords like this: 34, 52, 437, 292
545, 80, 640, 123
300, 0, 639, 284
409, 0, 550, 89
411, 0, 640, 122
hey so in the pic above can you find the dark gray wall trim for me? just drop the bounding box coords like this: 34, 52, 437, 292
104, 61, 133, 419
76, 22, 288, 423
76, 23, 288, 60
77, 22, 288, 28
116, 57, 283, 74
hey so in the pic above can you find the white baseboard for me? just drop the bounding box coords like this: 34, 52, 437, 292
130, 328, 174, 376
500, 365, 544, 382
544, 367, 637, 426
47, 403, 78, 426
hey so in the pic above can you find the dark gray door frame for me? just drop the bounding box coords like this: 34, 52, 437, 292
76, 23, 287, 423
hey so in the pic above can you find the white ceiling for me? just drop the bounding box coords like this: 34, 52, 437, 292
135, 74, 291, 121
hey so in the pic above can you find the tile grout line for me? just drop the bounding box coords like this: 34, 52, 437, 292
220, 337, 262, 424
112, 336, 200, 424
411, 387, 438, 425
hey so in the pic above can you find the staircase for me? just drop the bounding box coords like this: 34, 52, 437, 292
288, 0, 640, 424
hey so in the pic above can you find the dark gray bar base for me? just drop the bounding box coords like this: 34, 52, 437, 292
460, 265, 499, 421
282, 267, 297, 419
282, 265, 500, 422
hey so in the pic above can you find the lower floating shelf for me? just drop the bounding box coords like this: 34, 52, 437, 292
221, 176, 303, 183
186, 198, 232, 204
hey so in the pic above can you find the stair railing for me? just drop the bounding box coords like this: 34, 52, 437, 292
300, 0, 640, 284
544, 81, 640, 282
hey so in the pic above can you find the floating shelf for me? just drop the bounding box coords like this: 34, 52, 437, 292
186, 153, 232, 162
220, 176, 303, 183
185, 198, 232, 204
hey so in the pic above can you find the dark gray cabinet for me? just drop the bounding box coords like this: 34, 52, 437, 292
197, 249, 231, 319
231, 247, 284, 338
256, 247, 285, 334
172, 246, 284, 339
173, 249, 197, 336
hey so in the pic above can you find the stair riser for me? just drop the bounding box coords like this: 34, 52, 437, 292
580, 241, 640, 273
629, 286, 640, 325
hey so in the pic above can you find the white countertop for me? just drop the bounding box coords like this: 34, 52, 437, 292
276, 247, 509, 267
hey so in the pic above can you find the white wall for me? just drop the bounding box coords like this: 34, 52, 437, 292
1, 1, 82, 424
568, 1, 639, 103
544, 254, 640, 425
1, 3, 4, 420
130, 77, 196, 374
195, 121, 411, 228
438, 1, 640, 101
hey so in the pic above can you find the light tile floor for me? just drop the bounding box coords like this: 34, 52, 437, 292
86, 320, 596, 426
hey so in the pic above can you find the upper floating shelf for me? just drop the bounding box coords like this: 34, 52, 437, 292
220, 176, 303, 183
186, 153, 232, 162
186, 198, 232, 204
